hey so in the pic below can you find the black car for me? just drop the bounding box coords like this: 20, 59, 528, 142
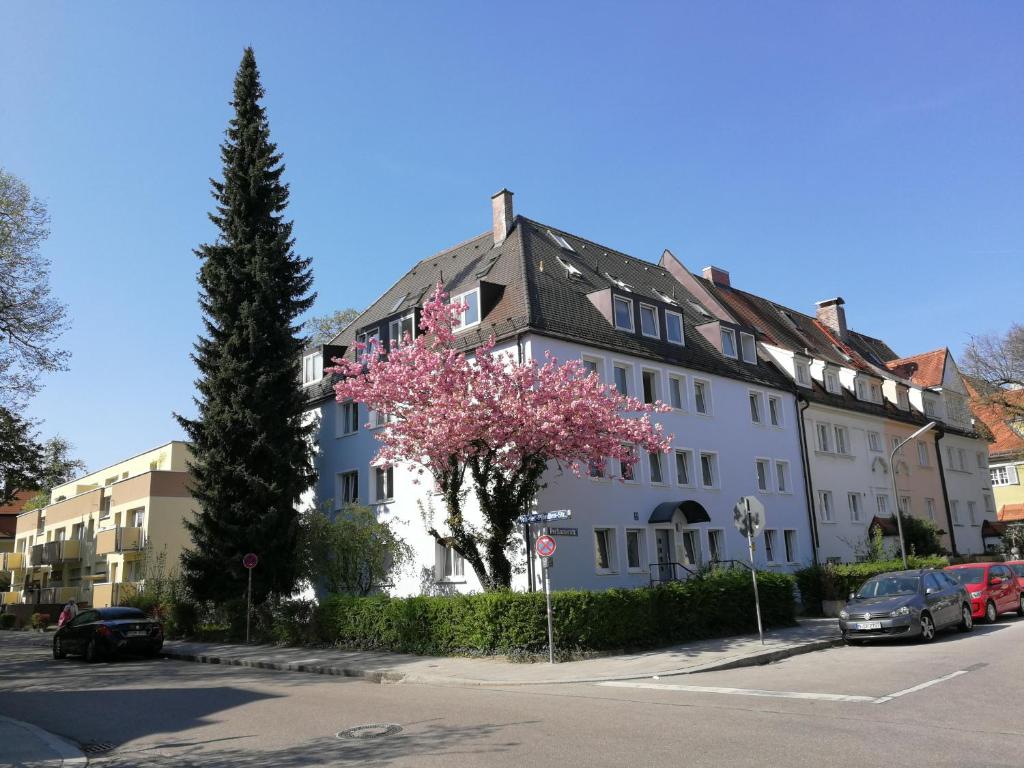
53, 607, 163, 662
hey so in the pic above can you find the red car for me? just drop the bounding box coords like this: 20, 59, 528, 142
1005, 561, 1024, 591
945, 563, 1024, 623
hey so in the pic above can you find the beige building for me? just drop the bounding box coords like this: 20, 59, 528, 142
1, 441, 195, 609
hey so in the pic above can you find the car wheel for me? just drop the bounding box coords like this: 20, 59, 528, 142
958, 604, 974, 633
985, 600, 998, 623
919, 612, 936, 643
52, 637, 67, 660
84, 639, 100, 664
1017, 596, 1024, 618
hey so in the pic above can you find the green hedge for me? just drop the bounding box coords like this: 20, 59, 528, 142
314, 570, 796, 656
796, 556, 949, 615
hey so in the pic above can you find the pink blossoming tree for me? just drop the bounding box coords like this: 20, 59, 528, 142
331, 284, 671, 591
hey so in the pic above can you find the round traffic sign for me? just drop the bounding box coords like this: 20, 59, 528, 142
535, 535, 557, 558
242, 553, 259, 569
733, 496, 765, 538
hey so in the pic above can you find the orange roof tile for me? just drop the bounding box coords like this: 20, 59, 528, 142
998, 504, 1024, 523
968, 387, 1024, 459
884, 348, 948, 388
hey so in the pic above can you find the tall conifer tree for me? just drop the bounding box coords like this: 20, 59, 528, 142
177, 48, 315, 604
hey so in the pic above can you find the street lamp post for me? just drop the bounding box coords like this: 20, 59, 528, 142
891, 421, 938, 569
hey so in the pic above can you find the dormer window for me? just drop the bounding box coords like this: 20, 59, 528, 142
356, 329, 380, 359
665, 310, 684, 346
613, 296, 634, 332
389, 312, 416, 345
721, 328, 737, 359
795, 360, 811, 387
824, 371, 839, 394
897, 389, 909, 410
452, 289, 480, 331
639, 304, 659, 338
739, 332, 756, 364
856, 379, 869, 401
302, 351, 323, 386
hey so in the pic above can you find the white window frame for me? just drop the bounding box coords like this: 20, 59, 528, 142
818, 490, 834, 523
372, 465, 394, 503
708, 529, 726, 563
917, 441, 930, 467
925, 498, 936, 521
868, 431, 882, 453
388, 312, 416, 345
767, 395, 782, 428
749, 391, 764, 425
625, 529, 645, 573
876, 494, 890, 516
824, 371, 839, 394
721, 328, 738, 359
594, 527, 618, 574
338, 401, 359, 437
967, 500, 977, 526
693, 378, 712, 416
957, 448, 968, 472
613, 363, 631, 397
739, 332, 756, 364
848, 492, 862, 523
675, 449, 695, 488
437, 543, 465, 582
641, 369, 659, 405
775, 460, 790, 494
665, 310, 684, 346
755, 458, 771, 493
452, 288, 481, 331
302, 351, 323, 386
613, 296, 635, 332
816, 422, 832, 453
951, 499, 962, 526
795, 360, 811, 387
581, 354, 603, 381
337, 469, 359, 509
668, 374, 687, 411
991, 465, 1019, 486
764, 529, 778, 563
639, 303, 660, 339
834, 425, 850, 455
700, 451, 719, 489
647, 450, 666, 485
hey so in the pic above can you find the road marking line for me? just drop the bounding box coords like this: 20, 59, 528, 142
597, 681, 877, 703
872, 670, 968, 704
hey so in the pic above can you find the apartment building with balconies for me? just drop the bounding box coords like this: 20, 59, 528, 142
1, 441, 195, 613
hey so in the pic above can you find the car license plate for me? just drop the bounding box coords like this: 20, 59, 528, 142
126, 630, 148, 637
853, 621, 882, 630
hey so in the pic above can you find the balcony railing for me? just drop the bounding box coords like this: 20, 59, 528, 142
1, 591, 19, 605
95, 526, 144, 556
0, 552, 25, 571
28, 540, 82, 567
14, 586, 87, 605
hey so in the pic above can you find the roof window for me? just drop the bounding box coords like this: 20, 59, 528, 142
653, 288, 678, 305
390, 293, 409, 313
688, 300, 711, 319
547, 230, 575, 252
604, 272, 633, 292
556, 255, 582, 279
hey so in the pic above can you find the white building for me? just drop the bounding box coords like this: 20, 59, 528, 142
302, 190, 814, 596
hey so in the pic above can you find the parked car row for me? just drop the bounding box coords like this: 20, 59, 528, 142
839, 561, 1024, 644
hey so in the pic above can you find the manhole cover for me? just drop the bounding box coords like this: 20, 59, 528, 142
81, 742, 117, 754
337, 723, 403, 740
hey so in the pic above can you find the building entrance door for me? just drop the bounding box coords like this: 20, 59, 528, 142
655, 529, 673, 582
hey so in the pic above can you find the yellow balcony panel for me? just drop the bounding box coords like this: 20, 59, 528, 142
59, 540, 81, 562
92, 580, 142, 608
1, 552, 25, 571
95, 527, 144, 556
1, 591, 19, 605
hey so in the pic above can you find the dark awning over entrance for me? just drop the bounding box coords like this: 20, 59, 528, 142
649, 500, 711, 525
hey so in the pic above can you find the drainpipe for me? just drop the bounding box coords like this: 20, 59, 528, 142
934, 426, 959, 557
795, 396, 820, 565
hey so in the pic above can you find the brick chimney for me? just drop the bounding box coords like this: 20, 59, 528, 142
702, 266, 731, 287
491, 188, 514, 245
815, 297, 848, 339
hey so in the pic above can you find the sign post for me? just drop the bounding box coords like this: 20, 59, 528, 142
733, 497, 765, 645
535, 534, 557, 664
242, 553, 258, 645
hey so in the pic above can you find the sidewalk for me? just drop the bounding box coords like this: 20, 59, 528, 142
163, 618, 842, 687
0, 715, 87, 767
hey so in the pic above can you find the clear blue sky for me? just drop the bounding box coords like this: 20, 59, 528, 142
2, 2, 1021, 471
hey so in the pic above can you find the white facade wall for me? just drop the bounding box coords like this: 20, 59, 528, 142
938, 431, 992, 556
306, 333, 814, 597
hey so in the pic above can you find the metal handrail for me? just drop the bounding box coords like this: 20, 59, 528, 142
649, 561, 698, 585
708, 558, 753, 573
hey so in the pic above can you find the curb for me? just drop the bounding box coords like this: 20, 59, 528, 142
162, 636, 843, 687
0, 715, 88, 767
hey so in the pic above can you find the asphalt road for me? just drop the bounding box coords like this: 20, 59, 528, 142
1, 618, 1023, 767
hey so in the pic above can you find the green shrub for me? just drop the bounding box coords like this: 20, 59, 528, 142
30, 612, 50, 630
0, 613, 16, 630
170, 600, 199, 638
796, 556, 949, 615
312, 570, 796, 656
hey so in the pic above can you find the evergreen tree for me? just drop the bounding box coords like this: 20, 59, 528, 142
177, 48, 315, 604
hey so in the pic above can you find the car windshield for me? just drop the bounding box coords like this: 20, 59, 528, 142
1010, 565, 1024, 578
947, 568, 986, 585
856, 576, 919, 598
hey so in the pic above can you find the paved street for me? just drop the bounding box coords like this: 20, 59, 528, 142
2, 619, 1024, 767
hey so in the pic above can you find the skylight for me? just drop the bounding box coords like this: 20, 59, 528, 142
653, 288, 678, 305
547, 230, 575, 252
604, 272, 633, 292
688, 300, 711, 319
390, 293, 409, 313
556, 255, 582, 278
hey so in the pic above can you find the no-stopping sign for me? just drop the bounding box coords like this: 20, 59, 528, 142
535, 535, 557, 558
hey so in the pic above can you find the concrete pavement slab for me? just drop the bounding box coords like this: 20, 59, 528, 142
161, 617, 841, 686
0, 714, 87, 767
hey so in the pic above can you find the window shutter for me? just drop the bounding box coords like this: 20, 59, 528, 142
1008, 464, 1020, 485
